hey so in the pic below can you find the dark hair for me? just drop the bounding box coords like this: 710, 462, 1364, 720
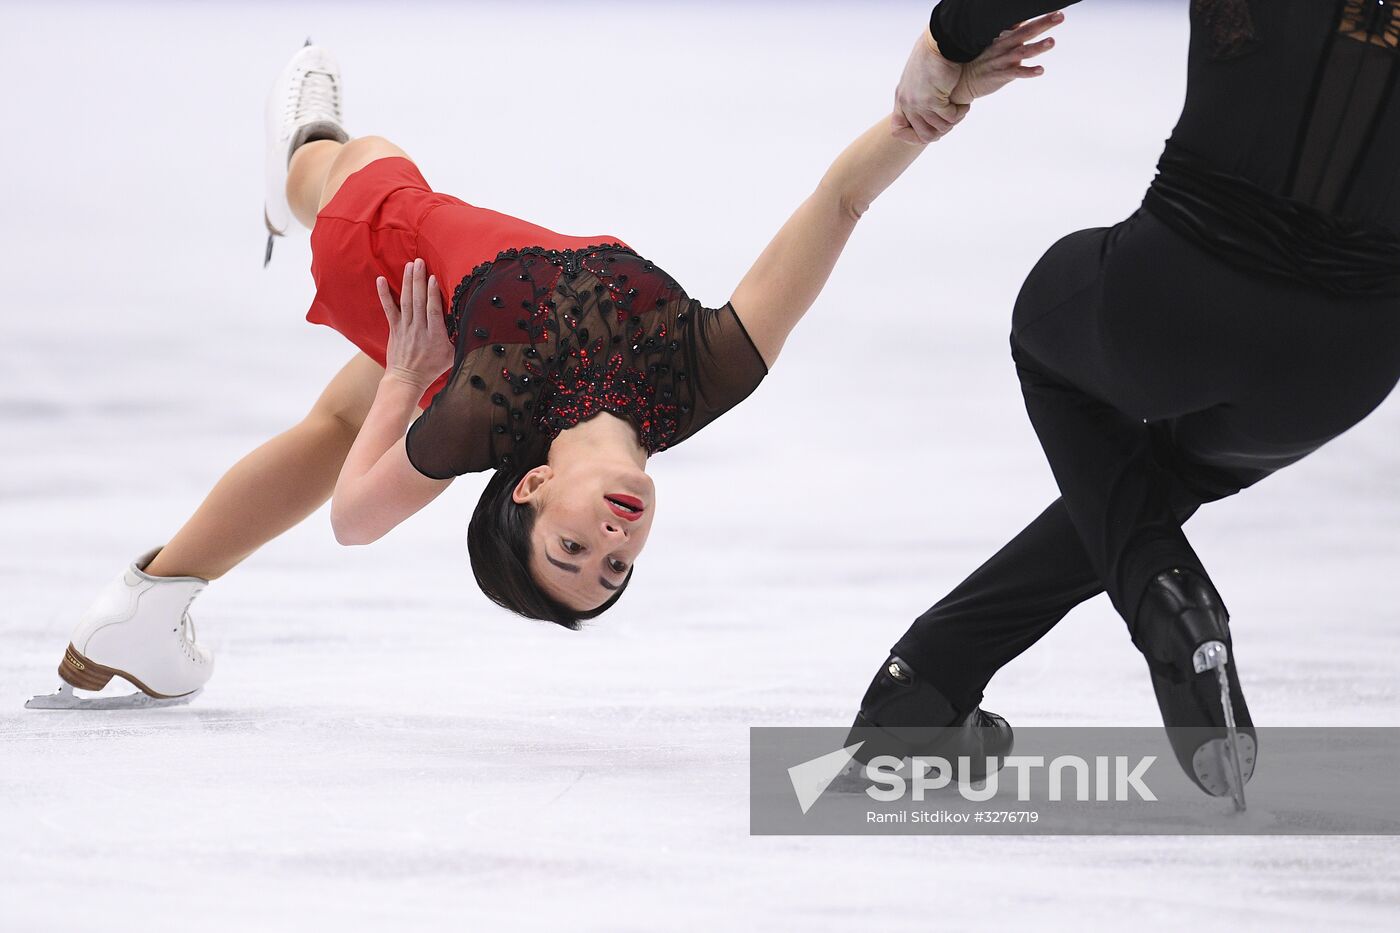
467, 465, 633, 629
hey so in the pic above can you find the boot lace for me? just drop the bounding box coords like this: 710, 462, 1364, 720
285, 68, 340, 126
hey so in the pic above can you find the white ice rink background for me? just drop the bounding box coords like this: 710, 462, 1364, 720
2, 1, 1399, 929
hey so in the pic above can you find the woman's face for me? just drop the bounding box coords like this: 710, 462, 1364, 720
513, 459, 656, 612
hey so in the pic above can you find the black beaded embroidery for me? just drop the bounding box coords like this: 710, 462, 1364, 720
404, 244, 766, 479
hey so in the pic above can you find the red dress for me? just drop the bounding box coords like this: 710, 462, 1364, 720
306, 157, 627, 407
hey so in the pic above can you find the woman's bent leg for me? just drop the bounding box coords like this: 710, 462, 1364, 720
145, 352, 382, 580
286, 136, 412, 229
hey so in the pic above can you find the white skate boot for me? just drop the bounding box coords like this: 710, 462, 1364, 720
264, 40, 347, 266
26, 548, 214, 710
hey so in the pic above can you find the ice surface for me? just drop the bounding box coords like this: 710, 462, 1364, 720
2, 1, 1398, 930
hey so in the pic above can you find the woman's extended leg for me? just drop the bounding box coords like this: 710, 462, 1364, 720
145, 352, 383, 579
145, 136, 412, 579
28, 57, 420, 706
29, 350, 385, 707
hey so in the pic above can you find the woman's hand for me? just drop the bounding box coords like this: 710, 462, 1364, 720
892, 30, 969, 144
377, 257, 454, 390
950, 12, 1063, 106
334, 258, 456, 547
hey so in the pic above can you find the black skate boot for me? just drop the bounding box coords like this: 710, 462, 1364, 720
1133, 568, 1256, 810
845, 655, 1012, 784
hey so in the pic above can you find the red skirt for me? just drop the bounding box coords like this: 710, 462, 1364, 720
306, 157, 626, 407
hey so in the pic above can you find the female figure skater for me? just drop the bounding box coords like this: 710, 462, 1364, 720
848, 0, 1400, 809
28, 22, 1059, 709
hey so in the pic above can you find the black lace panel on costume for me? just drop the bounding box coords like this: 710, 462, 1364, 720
1191, 0, 1260, 60
404, 246, 767, 480
1286, 0, 1400, 212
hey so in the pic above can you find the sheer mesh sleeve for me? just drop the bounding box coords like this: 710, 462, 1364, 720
405, 342, 545, 479
665, 301, 768, 450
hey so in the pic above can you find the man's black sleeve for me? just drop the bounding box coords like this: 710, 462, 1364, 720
929, 0, 1082, 63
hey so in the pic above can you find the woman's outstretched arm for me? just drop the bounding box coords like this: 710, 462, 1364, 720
731, 13, 1061, 367
728, 121, 929, 369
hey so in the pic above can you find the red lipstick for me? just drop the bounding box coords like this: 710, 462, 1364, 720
605, 494, 645, 522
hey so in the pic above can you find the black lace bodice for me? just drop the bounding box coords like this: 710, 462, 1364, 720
405, 245, 767, 479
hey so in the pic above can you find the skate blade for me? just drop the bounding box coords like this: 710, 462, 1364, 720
1190, 642, 1252, 811
25, 683, 202, 711
263, 206, 287, 267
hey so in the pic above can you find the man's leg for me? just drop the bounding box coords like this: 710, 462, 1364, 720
891, 498, 1104, 715
857, 221, 1215, 730
850, 412, 1230, 770
847, 501, 1103, 774
1012, 341, 1210, 622
146, 352, 382, 579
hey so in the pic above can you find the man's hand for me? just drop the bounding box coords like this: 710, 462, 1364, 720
892, 30, 969, 144
951, 12, 1063, 106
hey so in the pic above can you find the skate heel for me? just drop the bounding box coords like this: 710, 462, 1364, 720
1170, 604, 1230, 661
58, 644, 117, 692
